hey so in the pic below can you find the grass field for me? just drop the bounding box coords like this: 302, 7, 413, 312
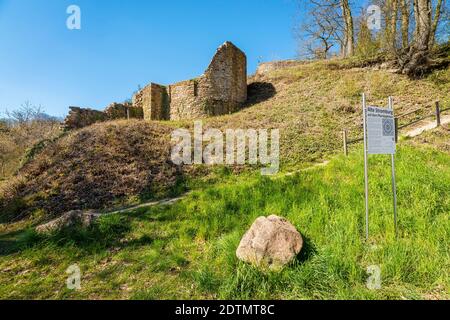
1, 143, 448, 300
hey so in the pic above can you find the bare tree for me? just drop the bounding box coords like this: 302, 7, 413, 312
388, 0, 400, 50
399, 0, 432, 75
297, 2, 340, 59
295, 0, 446, 74
400, 0, 412, 48
429, 0, 444, 47
398, 0, 448, 76
5, 101, 45, 124
340, 0, 355, 57
296, 0, 352, 58
0, 102, 61, 179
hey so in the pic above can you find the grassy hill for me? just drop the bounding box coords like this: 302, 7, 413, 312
1, 59, 449, 222
0, 143, 448, 299
0, 58, 449, 300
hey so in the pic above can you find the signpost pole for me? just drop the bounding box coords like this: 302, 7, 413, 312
388, 97, 398, 238
362, 94, 369, 241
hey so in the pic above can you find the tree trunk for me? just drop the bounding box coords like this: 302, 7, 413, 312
400, 0, 432, 76
400, 0, 410, 49
389, 0, 399, 50
340, 0, 354, 57
429, 0, 443, 48
413, 0, 432, 51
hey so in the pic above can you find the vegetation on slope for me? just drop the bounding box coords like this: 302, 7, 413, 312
0, 121, 182, 222
404, 126, 450, 153
0, 145, 448, 299
1, 60, 449, 222
201, 59, 450, 165
0, 103, 61, 180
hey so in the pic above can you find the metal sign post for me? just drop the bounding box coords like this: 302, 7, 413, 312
362, 94, 398, 240
362, 94, 370, 240
388, 97, 398, 238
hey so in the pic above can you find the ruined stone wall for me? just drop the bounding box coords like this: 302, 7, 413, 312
63, 107, 109, 130
148, 84, 169, 120
132, 41, 247, 121
104, 102, 143, 120
168, 42, 247, 120
168, 80, 202, 120
201, 41, 247, 104
65, 41, 248, 128
133, 83, 169, 120
63, 103, 143, 130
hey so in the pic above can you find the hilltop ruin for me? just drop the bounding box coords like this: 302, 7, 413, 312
63, 41, 247, 129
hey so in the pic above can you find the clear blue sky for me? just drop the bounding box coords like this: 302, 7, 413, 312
0, 0, 301, 117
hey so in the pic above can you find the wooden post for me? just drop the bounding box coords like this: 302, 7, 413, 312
394, 117, 399, 143
343, 129, 348, 156
127, 108, 130, 120
435, 101, 441, 127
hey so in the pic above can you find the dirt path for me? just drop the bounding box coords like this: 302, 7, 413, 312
104, 194, 189, 215
402, 115, 450, 138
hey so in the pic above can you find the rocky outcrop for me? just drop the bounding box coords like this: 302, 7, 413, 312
236, 215, 303, 269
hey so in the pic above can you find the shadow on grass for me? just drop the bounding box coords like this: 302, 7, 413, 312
246, 82, 277, 107
295, 234, 317, 264
0, 228, 30, 256
0, 215, 133, 256
0, 211, 181, 258
127, 205, 180, 223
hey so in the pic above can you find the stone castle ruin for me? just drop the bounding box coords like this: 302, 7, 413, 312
63, 41, 247, 129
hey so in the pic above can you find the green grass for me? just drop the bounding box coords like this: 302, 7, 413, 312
0, 145, 448, 299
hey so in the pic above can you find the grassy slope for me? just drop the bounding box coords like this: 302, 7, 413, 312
0, 61, 449, 299
203, 59, 450, 166
0, 121, 184, 221
1, 60, 449, 221
0, 143, 448, 299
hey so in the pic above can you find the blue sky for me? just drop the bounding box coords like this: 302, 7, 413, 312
0, 0, 302, 117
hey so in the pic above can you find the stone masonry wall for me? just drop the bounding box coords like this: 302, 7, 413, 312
168, 41, 247, 120
168, 80, 199, 120
104, 102, 143, 119
201, 41, 247, 104
133, 83, 169, 120
64, 41, 248, 129
63, 103, 143, 130
133, 41, 247, 121
63, 107, 109, 130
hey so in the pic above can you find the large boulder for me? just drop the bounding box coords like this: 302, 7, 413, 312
236, 215, 302, 269
35, 210, 100, 234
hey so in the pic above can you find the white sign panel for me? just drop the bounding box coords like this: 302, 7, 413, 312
366, 105, 396, 155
